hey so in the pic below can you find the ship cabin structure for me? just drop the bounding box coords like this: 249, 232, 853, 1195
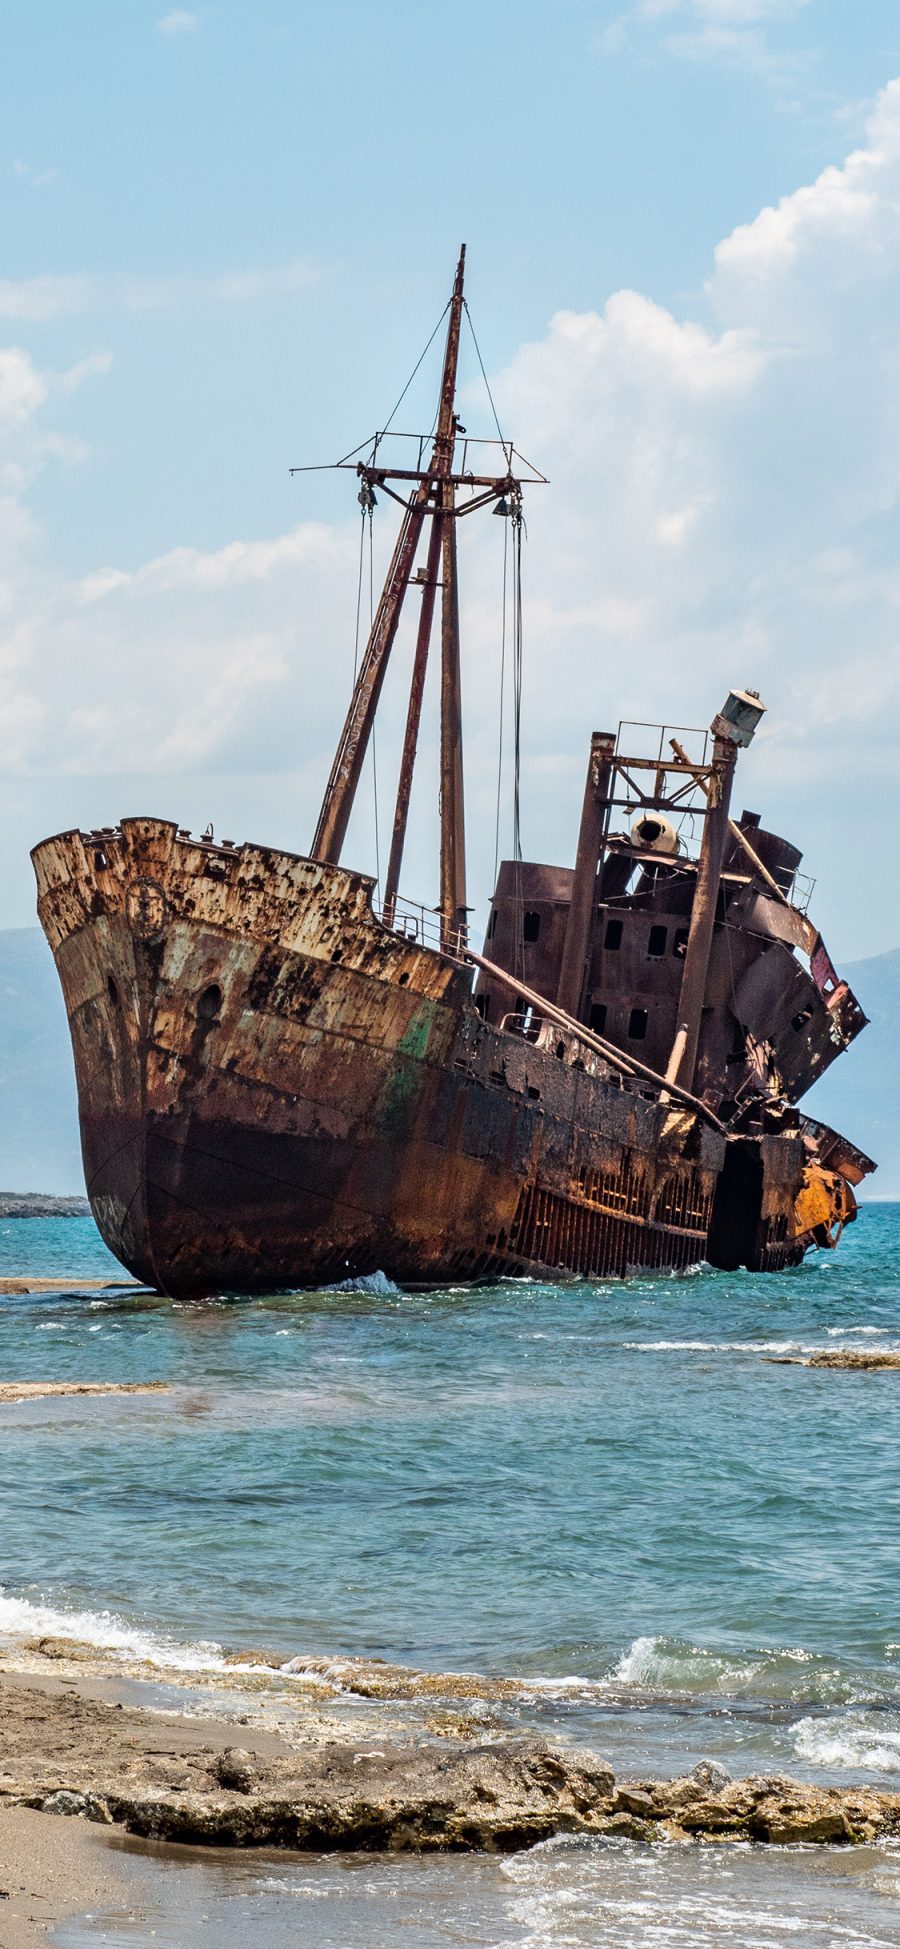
475, 775, 865, 1127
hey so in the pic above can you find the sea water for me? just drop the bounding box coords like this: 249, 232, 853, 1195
1, 1206, 899, 1943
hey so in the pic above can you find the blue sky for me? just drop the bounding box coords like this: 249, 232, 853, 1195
4, 0, 900, 957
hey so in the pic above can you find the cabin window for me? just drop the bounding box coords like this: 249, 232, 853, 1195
197, 983, 222, 1022
604, 918, 623, 951
523, 910, 541, 943
647, 925, 667, 957
673, 927, 689, 959
628, 1007, 648, 1041
474, 992, 490, 1020
792, 1005, 814, 1031
589, 1002, 607, 1034
488, 909, 498, 938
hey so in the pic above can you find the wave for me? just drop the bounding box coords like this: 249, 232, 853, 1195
826, 1326, 886, 1337
0, 1588, 230, 1674
4, 1591, 897, 1741
607, 1634, 884, 1706
624, 1339, 825, 1354
316, 1270, 401, 1296
793, 1712, 900, 1774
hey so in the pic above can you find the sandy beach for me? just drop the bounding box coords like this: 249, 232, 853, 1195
0, 1804, 126, 1949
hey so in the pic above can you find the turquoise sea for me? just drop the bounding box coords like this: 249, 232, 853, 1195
2, 1207, 900, 1944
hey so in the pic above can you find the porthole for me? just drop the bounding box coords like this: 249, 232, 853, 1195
197, 983, 222, 1021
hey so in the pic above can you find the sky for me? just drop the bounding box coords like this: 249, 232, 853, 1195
3, 0, 900, 960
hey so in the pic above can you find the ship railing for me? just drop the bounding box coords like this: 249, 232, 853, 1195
616, 718, 709, 768
377, 894, 470, 963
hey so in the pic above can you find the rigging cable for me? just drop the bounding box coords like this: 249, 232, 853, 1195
376, 301, 452, 453
352, 506, 367, 683
511, 497, 525, 985
492, 514, 509, 889
512, 501, 524, 865
463, 300, 506, 448
368, 507, 381, 894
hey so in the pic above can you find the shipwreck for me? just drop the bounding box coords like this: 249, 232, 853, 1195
32, 249, 873, 1297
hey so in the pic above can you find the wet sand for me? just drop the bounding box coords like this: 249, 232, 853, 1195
0, 1805, 127, 1949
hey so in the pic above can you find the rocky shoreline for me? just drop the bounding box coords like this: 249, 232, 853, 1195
0, 1381, 167, 1403
0, 1193, 90, 1219
2, 1672, 899, 1856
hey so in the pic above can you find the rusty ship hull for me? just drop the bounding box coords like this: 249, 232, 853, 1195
31, 254, 875, 1299
32, 817, 854, 1300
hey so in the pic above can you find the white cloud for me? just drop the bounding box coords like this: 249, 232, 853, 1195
11, 159, 57, 189
0, 276, 93, 322
120, 259, 321, 311
6, 82, 900, 954
472, 77, 900, 948
0, 350, 46, 426
0, 261, 321, 320
638, 0, 808, 18
604, 0, 812, 73
157, 10, 199, 35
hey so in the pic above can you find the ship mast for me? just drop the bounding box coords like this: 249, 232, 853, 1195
310, 249, 538, 951
437, 256, 467, 947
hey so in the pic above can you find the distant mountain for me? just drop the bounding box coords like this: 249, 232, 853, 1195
0, 929, 83, 1194
0, 926, 897, 1199
805, 946, 900, 1198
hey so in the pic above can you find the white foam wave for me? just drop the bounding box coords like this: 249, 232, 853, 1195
317, 1270, 401, 1296
826, 1326, 885, 1337
793, 1713, 900, 1774
0, 1588, 229, 1674
608, 1633, 844, 1702
610, 1633, 762, 1692
623, 1339, 821, 1354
